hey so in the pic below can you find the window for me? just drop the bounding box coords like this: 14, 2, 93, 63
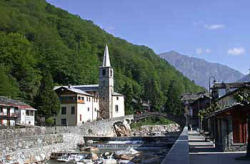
78, 96, 81, 100
71, 106, 75, 114
115, 105, 119, 112
102, 69, 106, 76
61, 107, 66, 115
29, 111, 34, 116
61, 119, 67, 125
0, 107, 2, 113
82, 97, 84, 101
80, 114, 82, 121
95, 108, 97, 112
26, 110, 29, 116
116, 97, 119, 100
110, 70, 113, 76
88, 107, 90, 112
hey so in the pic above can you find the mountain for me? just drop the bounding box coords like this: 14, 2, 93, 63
159, 51, 244, 89
0, 0, 203, 115
239, 74, 250, 82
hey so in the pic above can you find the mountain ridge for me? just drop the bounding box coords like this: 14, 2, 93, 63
159, 51, 244, 89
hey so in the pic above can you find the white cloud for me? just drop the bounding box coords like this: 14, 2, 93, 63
205, 48, 211, 53
204, 24, 225, 30
227, 47, 245, 56
196, 48, 203, 55
195, 48, 211, 55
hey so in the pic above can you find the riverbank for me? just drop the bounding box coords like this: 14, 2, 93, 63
0, 115, 133, 163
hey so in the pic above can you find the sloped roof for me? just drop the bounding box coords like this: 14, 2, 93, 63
54, 85, 124, 96
181, 92, 209, 102
0, 96, 36, 110
113, 92, 124, 96
54, 86, 92, 96
54, 84, 99, 92
74, 84, 99, 91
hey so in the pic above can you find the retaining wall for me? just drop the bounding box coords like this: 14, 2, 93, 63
0, 115, 134, 163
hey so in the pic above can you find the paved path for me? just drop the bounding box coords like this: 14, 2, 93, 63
189, 130, 249, 164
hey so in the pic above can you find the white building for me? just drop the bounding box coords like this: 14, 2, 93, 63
0, 96, 36, 126
54, 45, 125, 126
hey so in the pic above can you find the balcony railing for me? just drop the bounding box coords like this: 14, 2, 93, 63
0, 113, 18, 118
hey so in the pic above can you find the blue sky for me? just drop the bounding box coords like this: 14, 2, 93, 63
47, 0, 250, 74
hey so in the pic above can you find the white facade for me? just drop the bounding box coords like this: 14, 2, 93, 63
112, 95, 125, 118
0, 96, 36, 126
16, 109, 35, 126
55, 93, 100, 126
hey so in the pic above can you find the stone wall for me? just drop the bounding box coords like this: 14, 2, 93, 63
0, 115, 134, 163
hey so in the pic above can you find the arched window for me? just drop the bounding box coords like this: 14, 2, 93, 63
102, 69, 106, 76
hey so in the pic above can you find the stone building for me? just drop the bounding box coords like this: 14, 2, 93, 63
181, 92, 210, 130
0, 96, 36, 126
205, 82, 250, 151
54, 45, 125, 126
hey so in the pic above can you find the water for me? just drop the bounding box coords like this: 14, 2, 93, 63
47, 136, 174, 164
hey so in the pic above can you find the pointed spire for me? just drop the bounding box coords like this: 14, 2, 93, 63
102, 44, 111, 67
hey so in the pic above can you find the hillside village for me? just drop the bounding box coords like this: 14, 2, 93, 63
0, 0, 250, 164
0, 45, 125, 126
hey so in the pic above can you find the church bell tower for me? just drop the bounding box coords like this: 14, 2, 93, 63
99, 45, 114, 119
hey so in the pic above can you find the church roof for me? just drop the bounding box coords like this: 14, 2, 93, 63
74, 84, 99, 91
102, 44, 111, 67
54, 85, 99, 92
54, 85, 124, 96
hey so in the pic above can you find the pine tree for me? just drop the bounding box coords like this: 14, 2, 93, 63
165, 80, 183, 115
34, 71, 60, 124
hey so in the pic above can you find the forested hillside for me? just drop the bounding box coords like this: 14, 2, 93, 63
0, 0, 203, 117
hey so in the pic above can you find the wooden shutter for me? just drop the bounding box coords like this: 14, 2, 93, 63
233, 119, 240, 143
233, 118, 247, 143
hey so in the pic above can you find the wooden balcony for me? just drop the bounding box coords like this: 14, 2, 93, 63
0, 113, 18, 119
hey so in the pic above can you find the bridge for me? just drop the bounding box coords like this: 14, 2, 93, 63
133, 112, 185, 126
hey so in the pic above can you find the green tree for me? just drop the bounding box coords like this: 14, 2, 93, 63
122, 83, 134, 114
34, 71, 60, 119
144, 79, 165, 111
0, 65, 20, 98
165, 80, 183, 115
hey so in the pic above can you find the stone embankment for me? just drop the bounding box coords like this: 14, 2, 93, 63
0, 115, 134, 163
132, 123, 180, 136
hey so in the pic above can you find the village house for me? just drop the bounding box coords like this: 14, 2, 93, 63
181, 92, 210, 130
0, 96, 36, 126
204, 82, 250, 151
54, 45, 125, 126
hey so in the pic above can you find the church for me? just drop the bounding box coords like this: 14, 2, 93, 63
54, 45, 125, 126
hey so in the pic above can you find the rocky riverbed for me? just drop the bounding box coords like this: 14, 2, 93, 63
47, 124, 181, 164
